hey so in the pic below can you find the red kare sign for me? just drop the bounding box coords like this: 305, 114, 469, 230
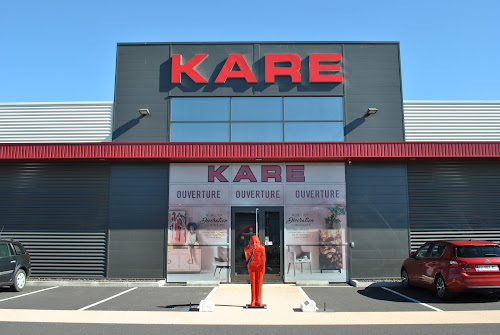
171, 54, 342, 84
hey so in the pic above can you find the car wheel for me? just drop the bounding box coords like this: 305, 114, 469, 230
11, 269, 27, 292
435, 275, 448, 300
401, 268, 410, 288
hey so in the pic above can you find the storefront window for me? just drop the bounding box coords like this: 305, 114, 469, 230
170, 122, 230, 142
167, 163, 347, 283
231, 122, 283, 142
284, 122, 344, 141
171, 98, 229, 121
170, 97, 344, 142
231, 97, 282, 121
284, 97, 343, 121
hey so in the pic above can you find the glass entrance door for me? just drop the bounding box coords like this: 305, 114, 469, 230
231, 207, 283, 283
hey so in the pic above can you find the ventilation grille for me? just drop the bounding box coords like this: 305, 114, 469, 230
0, 163, 110, 277
408, 162, 500, 251
0, 232, 107, 277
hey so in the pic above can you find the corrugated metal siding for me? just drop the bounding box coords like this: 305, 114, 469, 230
0, 102, 113, 143
408, 162, 500, 251
404, 101, 500, 141
1, 142, 500, 162
0, 163, 110, 278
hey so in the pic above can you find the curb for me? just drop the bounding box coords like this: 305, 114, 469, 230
295, 281, 330, 286
349, 280, 402, 288
27, 279, 166, 288
26, 279, 402, 288
186, 281, 219, 287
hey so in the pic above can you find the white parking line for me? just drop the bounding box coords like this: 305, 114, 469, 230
0, 286, 59, 302
78, 287, 137, 311
205, 286, 218, 301
382, 287, 443, 312
297, 286, 312, 301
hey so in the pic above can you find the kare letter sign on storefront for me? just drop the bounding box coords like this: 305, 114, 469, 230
171, 53, 343, 84
168, 163, 347, 282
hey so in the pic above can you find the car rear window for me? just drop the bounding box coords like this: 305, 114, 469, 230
12, 244, 26, 255
454, 245, 500, 258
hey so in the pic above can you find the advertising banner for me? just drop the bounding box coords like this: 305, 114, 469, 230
168, 162, 347, 283
284, 205, 346, 281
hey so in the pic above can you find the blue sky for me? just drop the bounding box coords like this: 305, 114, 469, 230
1, 0, 498, 102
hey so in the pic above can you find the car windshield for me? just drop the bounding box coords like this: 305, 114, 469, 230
454, 245, 500, 258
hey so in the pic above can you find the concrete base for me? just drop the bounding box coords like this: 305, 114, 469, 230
198, 299, 215, 312
300, 300, 317, 312
244, 304, 267, 309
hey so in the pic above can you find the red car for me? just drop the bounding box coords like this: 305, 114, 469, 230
401, 240, 500, 299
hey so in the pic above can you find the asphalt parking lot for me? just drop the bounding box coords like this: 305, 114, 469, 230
1, 284, 499, 313
302, 285, 500, 312
0, 286, 214, 311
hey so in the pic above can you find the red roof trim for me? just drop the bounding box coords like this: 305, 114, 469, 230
0, 142, 499, 162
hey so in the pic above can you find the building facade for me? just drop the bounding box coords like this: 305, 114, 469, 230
1, 42, 499, 283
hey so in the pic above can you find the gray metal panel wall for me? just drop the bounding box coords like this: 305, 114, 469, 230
408, 162, 500, 251
107, 164, 169, 278
113, 42, 402, 142
0, 163, 110, 278
344, 44, 404, 141
347, 163, 409, 279
113, 44, 171, 142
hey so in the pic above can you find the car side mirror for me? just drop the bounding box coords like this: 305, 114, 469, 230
410, 252, 416, 258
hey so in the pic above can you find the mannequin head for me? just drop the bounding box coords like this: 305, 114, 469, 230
249, 235, 261, 249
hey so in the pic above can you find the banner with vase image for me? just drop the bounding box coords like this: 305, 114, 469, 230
284, 204, 346, 282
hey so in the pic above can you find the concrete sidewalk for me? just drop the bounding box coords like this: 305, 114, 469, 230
208, 284, 306, 312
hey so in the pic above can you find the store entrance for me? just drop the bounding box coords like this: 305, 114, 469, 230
231, 207, 283, 283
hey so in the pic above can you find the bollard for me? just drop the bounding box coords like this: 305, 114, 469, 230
300, 299, 317, 312
198, 299, 215, 312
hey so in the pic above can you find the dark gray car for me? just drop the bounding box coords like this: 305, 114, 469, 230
0, 239, 31, 291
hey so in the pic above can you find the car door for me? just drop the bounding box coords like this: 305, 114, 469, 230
421, 242, 446, 287
0, 242, 16, 283
407, 243, 432, 285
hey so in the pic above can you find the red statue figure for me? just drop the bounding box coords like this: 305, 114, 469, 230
244, 235, 266, 307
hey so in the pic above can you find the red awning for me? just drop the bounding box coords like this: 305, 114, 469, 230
0, 142, 499, 162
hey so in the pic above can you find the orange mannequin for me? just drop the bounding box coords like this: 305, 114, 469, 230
244, 235, 266, 307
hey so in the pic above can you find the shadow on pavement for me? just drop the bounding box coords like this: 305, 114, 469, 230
358, 286, 500, 305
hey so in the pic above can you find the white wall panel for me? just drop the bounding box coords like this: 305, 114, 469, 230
0, 102, 113, 142
404, 101, 500, 141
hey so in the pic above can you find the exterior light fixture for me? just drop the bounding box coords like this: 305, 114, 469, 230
365, 108, 378, 116
139, 108, 150, 116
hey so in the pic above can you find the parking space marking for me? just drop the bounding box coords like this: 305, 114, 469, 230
297, 286, 312, 301
205, 286, 218, 301
382, 287, 443, 312
78, 287, 137, 311
0, 286, 59, 302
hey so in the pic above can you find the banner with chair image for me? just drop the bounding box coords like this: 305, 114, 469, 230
284, 205, 347, 282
